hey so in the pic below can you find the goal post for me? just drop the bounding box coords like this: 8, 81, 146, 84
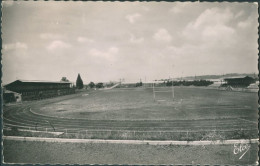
172, 77, 174, 101
153, 82, 156, 102
152, 79, 174, 102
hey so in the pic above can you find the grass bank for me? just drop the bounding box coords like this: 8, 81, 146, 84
3, 139, 258, 165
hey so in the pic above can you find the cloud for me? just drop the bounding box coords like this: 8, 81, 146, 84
237, 16, 253, 29
153, 28, 172, 42
88, 47, 119, 61
77, 36, 94, 43
188, 8, 233, 29
202, 24, 235, 38
47, 40, 71, 51
40, 33, 62, 40
2, 2, 257, 84
130, 34, 144, 44
182, 7, 235, 44
235, 10, 245, 18
125, 13, 141, 24
3, 42, 28, 51
238, 21, 249, 29
165, 46, 183, 56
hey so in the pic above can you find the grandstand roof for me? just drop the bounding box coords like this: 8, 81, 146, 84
6, 79, 72, 85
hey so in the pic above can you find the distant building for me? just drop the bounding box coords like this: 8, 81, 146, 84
224, 76, 256, 88
246, 81, 259, 92
4, 80, 75, 101
248, 81, 259, 89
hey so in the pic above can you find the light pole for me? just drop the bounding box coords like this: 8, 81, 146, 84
172, 77, 174, 101
153, 81, 156, 102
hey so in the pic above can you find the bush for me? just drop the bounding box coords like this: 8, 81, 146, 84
166, 80, 213, 87
96, 82, 104, 88
88, 82, 95, 88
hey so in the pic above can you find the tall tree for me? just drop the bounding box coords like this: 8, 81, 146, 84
76, 74, 83, 89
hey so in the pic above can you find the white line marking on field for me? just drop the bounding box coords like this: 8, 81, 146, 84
157, 100, 166, 102
237, 118, 258, 124
3, 136, 258, 145
4, 128, 64, 135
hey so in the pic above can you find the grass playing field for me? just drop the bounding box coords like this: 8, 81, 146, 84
34, 87, 258, 121
4, 87, 258, 140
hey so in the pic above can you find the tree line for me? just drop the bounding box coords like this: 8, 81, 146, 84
75, 74, 104, 89
164, 80, 214, 86
61, 74, 105, 89
70, 74, 214, 89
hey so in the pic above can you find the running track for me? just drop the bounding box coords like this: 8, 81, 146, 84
3, 91, 258, 140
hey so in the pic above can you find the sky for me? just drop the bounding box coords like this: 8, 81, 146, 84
2, 1, 258, 84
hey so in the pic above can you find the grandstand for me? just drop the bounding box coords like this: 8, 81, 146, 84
224, 76, 256, 87
4, 80, 75, 101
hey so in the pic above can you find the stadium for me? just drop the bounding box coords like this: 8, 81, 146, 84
2, 1, 259, 164
3, 77, 259, 164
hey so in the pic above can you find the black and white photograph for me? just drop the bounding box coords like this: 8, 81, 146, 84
1, 1, 259, 165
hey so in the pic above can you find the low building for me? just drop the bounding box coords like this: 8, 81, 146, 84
246, 81, 259, 92
3, 90, 22, 103
224, 76, 256, 88
4, 80, 75, 101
